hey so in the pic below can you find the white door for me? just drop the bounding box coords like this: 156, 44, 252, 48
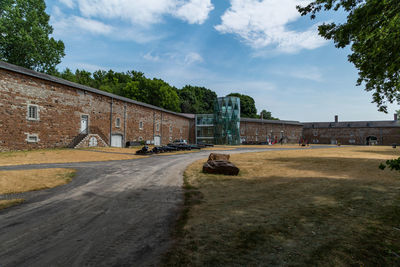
111, 135, 123, 147
154, 136, 161, 146
81, 115, 88, 134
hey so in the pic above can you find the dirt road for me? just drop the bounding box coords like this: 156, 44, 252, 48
0, 147, 321, 266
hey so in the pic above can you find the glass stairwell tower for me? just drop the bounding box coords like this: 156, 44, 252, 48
214, 96, 241, 145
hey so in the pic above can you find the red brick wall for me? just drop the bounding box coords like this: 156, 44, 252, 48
303, 127, 400, 145
240, 121, 303, 143
0, 69, 192, 151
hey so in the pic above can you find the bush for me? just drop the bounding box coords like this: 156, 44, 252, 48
379, 157, 400, 171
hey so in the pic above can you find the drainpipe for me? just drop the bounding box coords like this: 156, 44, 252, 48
161, 111, 163, 145
123, 103, 127, 147
153, 111, 155, 143
195, 114, 197, 144
109, 98, 113, 146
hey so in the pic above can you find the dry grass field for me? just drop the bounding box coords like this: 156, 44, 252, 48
0, 168, 75, 210
0, 199, 24, 210
164, 146, 400, 266
0, 149, 143, 166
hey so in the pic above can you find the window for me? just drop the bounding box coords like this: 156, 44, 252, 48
25, 133, 39, 143
256, 129, 258, 135
169, 125, 172, 133
156, 123, 160, 131
27, 104, 39, 120
138, 136, 143, 141
116, 118, 121, 128
139, 121, 143, 130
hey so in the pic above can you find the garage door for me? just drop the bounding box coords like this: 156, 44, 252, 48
154, 136, 161, 146
111, 135, 123, 147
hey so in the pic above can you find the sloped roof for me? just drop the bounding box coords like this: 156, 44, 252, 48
0, 60, 194, 119
303, 120, 400, 128
241, 117, 303, 126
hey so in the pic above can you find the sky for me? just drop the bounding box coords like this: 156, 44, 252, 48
45, 0, 397, 122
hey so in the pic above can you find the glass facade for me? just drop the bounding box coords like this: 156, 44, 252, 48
213, 96, 241, 145
195, 114, 215, 144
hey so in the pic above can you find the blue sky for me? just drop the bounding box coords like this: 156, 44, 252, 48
45, 0, 397, 122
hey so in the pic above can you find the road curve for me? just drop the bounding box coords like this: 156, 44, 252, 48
0, 147, 323, 266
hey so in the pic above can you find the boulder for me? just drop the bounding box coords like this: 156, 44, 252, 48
208, 153, 230, 162
203, 160, 240, 176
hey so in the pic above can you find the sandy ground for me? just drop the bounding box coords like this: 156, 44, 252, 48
0, 146, 331, 266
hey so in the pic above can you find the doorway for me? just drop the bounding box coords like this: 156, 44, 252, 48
81, 115, 88, 134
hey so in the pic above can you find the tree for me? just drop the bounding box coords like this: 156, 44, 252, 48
228, 93, 258, 118
259, 109, 279, 120
178, 85, 217, 114
0, 0, 65, 73
297, 0, 400, 113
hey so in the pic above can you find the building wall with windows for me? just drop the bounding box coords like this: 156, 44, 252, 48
240, 118, 304, 144
0, 61, 193, 151
2, 61, 399, 151
302, 116, 400, 145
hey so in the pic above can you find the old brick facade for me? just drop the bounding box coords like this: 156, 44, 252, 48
240, 118, 303, 144
1, 61, 398, 151
0, 61, 193, 151
303, 117, 400, 145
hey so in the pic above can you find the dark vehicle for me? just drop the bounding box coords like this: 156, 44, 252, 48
135, 146, 153, 155
168, 143, 192, 151
197, 142, 214, 147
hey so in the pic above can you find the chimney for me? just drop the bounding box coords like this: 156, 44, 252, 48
334, 115, 338, 123
395, 113, 398, 121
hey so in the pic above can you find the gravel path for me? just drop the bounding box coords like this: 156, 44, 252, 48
0, 146, 330, 266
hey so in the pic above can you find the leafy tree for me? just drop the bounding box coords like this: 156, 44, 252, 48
259, 109, 279, 120
178, 85, 217, 114
0, 0, 65, 73
297, 0, 400, 113
228, 93, 258, 118
57, 68, 181, 112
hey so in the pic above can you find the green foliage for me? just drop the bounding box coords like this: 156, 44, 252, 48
379, 157, 400, 171
178, 85, 217, 114
56, 68, 274, 116
56, 68, 181, 112
297, 0, 400, 113
0, 0, 65, 73
259, 109, 279, 120
228, 93, 258, 118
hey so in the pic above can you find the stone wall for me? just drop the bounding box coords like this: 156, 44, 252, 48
303, 126, 400, 145
0, 68, 192, 151
240, 121, 303, 143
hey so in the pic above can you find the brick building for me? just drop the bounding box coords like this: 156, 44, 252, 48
4, 60, 397, 151
0, 61, 193, 151
303, 115, 400, 145
240, 118, 303, 144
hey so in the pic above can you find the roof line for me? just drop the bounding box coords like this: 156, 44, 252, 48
0, 60, 193, 119
240, 117, 303, 126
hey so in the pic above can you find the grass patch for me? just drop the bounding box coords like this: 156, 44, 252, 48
0, 168, 76, 194
0, 148, 143, 166
0, 199, 24, 210
163, 146, 400, 266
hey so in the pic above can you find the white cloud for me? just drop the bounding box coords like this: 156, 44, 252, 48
59, 0, 75, 8
270, 66, 323, 82
174, 0, 214, 24
184, 52, 203, 65
215, 0, 327, 53
74, 0, 213, 25
53, 14, 113, 35
73, 16, 114, 34
51, 7, 164, 43
143, 52, 161, 62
